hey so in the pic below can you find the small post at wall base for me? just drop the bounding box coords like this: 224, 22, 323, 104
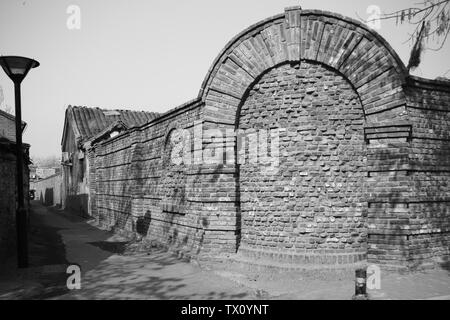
352, 268, 369, 300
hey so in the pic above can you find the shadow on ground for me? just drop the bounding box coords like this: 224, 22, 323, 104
60, 247, 251, 300
87, 241, 129, 255
2, 202, 251, 300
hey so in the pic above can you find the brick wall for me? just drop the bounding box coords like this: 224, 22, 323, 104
364, 78, 450, 270
406, 77, 450, 268
87, 148, 97, 218
86, 7, 450, 269
92, 101, 225, 257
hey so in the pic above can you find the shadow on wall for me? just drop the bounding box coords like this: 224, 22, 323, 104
44, 187, 54, 206
110, 177, 133, 232
136, 210, 152, 236
66, 194, 89, 218
108, 145, 139, 233
189, 165, 220, 255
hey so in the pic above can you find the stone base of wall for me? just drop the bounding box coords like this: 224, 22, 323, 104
237, 246, 366, 265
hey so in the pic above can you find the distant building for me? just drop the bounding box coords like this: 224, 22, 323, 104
60, 105, 158, 217
29, 164, 37, 180
30, 165, 61, 181
35, 167, 56, 179
30, 173, 62, 207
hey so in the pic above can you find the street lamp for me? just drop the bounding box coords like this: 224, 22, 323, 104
0, 56, 39, 268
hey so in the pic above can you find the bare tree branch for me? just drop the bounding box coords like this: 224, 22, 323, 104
358, 0, 450, 53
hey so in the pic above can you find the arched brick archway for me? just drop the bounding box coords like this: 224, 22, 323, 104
236, 60, 368, 262
197, 7, 412, 265
84, 6, 450, 269
200, 7, 408, 124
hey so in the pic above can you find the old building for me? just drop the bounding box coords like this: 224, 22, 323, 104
80, 7, 449, 270
61, 105, 159, 217
0, 110, 30, 262
30, 173, 63, 207
35, 167, 60, 179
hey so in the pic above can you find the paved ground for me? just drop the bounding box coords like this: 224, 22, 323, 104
0, 202, 449, 300
0, 202, 252, 300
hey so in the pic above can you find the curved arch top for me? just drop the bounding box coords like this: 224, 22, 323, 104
199, 7, 409, 124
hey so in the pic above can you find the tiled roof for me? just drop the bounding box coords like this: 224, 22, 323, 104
82, 120, 128, 148
66, 105, 159, 142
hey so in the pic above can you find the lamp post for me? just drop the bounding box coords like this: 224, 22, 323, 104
0, 56, 39, 268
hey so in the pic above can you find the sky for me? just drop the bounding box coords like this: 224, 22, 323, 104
0, 0, 449, 159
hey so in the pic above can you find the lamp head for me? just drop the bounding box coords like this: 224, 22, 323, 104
0, 56, 39, 84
